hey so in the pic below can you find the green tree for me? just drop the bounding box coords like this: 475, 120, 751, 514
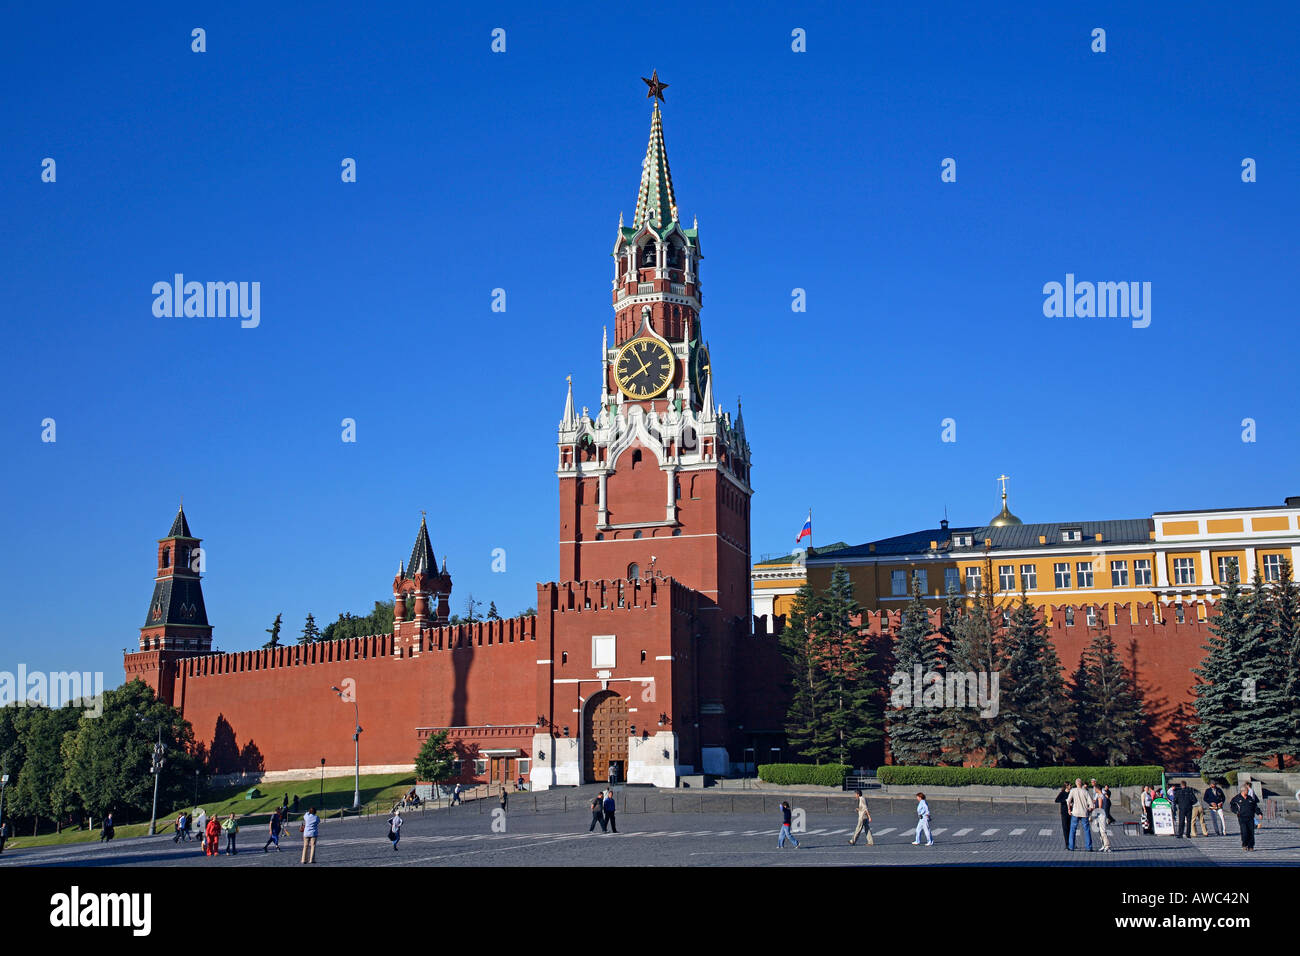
1078, 618, 1143, 766
1000, 595, 1070, 766
886, 583, 945, 765
1238, 567, 1293, 768
487, 601, 501, 621
940, 583, 1013, 766
1067, 653, 1095, 764
263, 613, 283, 649
463, 594, 483, 623
1272, 559, 1300, 765
414, 731, 456, 791
61, 680, 199, 822
809, 567, 881, 766
299, 612, 321, 644
778, 583, 831, 761
1193, 569, 1260, 776
9, 705, 82, 833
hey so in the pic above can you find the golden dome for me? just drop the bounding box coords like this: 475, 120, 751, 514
990, 491, 1022, 526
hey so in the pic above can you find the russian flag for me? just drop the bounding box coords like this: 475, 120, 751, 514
795, 512, 811, 544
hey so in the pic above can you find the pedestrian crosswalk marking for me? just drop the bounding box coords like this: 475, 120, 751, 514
1039, 828, 1052, 836
953, 828, 973, 836
1011, 828, 1026, 835
929, 828, 947, 835
982, 828, 999, 835
873, 827, 895, 836
717, 830, 733, 836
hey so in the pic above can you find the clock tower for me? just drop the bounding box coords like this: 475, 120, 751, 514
557, 79, 753, 627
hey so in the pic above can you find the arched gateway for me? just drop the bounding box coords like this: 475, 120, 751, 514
584, 689, 628, 783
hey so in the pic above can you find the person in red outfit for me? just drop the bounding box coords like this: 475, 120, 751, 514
204, 815, 221, 856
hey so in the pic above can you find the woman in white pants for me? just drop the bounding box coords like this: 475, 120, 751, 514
912, 793, 933, 846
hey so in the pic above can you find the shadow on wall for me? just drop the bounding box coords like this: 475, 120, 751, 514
207, 713, 265, 774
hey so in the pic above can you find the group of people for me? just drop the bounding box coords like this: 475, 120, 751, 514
1055, 778, 1116, 851
1140, 781, 1265, 850
587, 789, 619, 833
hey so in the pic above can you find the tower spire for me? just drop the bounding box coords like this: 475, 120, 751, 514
562, 375, 577, 426
633, 98, 678, 230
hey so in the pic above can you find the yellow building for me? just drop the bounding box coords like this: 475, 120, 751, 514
754, 493, 1300, 626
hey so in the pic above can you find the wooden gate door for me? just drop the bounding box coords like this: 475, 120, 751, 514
583, 690, 628, 783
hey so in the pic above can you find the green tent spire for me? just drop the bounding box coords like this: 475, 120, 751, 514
633, 102, 679, 230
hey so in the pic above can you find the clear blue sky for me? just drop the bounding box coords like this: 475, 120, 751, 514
2, 2, 1297, 685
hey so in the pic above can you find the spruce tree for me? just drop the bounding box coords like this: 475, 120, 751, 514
1239, 567, 1292, 768
1192, 569, 1260, 776
778, 583, 831, 760
1273, 559, 1300, 765
487, 601, 501, 621
1080, 618, 1143, 766
299, 612, 321, 645
263, 613, 283, 649
886, 583, 944, 765
941, 584, 1010, 766
810, 567, 879, 766
1067, 653, 1096, 764
1000, 595, 1070, 766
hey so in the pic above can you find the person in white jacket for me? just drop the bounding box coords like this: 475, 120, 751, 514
912, 793, 933, 846
193, 808, 208, 851
387, 810, 403, 851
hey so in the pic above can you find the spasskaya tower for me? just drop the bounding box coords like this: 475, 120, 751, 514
556, 73, 752, 625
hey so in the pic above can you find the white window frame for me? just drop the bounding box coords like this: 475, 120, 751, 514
1111, 560, 1128, 587
1217, 555, 1239, 583
944, 567, 960, 594
1173, 557, 1196, 586
473, 759, 487, 776
965, 566, 981, 592
891, 570, 907, 596
592, 634, 617, 669
1076, 561, 1094, 588
1020, 564, 1037, 590
1262, 553, 1283, 583
517, 758, 531, 776
1085, 606, 1097, 626
998, 565, 1016, 590
1133, 559, 1152, 586
1054, 562, 1071, 589
1062, 528, 1082, 543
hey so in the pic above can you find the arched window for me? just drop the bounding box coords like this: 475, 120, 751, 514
595, 532, 604, 541
628, 563, 640, 580
161, 547, 170, 569
633, 530, 643, 539
631, 449, 642, 468
640, 242, 656, 268
562, 651, 568, 665
672, 528, 681, 537
675, 479, 682, 500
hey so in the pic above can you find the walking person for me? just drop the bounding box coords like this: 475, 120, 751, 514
195, 808, 209, 851
1141, 785, 1154, 836
1055, 783, 1071, 848
849, 789, 873, 846
0, 818, 10, 854
451, 783, 462, 806
1096, 786, 1113, 851
912, 792, 933, 846
777, 801, 799, 849
499, 786, 508, 813
387, 809, 402, 851
1204, 781, 1226, 835
300, 806, 320, 863
222, 813, 239, 855
1229, 785, 1261, 851
1067, 778, 1094, 851
173, 811, 187, 843
264, 809, 283, 852
100, 812, 115, 843
588, 791, 607, 833
203, 814, 221, 856
603, 788, 618, 833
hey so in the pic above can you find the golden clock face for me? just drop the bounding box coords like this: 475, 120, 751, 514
615, 337, 676, 399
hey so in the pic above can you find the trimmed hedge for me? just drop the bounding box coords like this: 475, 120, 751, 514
876, 766, 1165, 788
758, 763, 852, 787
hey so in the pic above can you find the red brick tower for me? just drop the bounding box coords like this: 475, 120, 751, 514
557, 95, 752, 623
553, 82, 753, 775
125, 504, 212, 705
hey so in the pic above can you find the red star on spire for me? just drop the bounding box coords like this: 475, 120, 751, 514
642, 69, 668, 102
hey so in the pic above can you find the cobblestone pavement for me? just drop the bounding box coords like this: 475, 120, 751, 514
3, 807, 1297, 867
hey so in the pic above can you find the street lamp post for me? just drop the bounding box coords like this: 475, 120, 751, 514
331, 686, 362, 811
193, 768, 200, 808
1, 772, 9, 827
147, 724, 166, 836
